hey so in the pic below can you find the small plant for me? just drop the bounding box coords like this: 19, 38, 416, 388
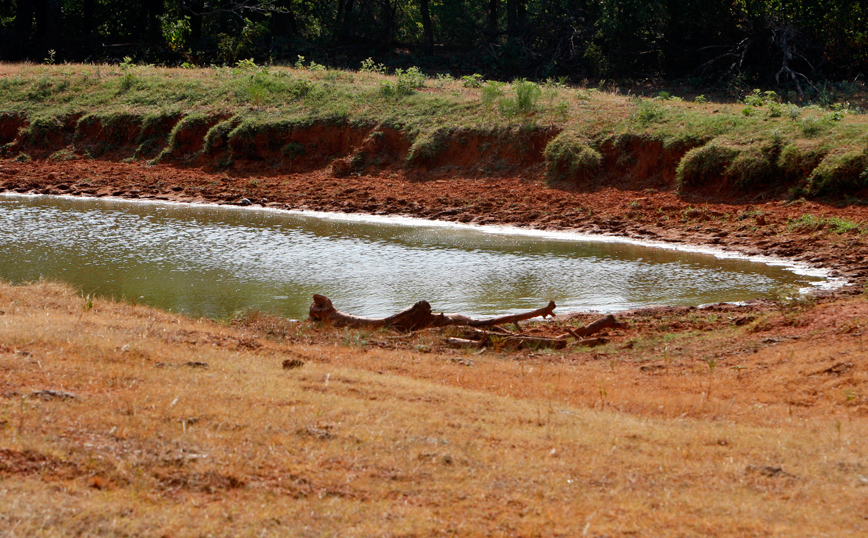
382, 67, 425, 97
742, 89, 779, 107
396, 66, 425, 89
497, 79, 541, 116
694, 94, 708, 104
634, 99, 665, 125
44, 49, 56, 65
786, 104, 802, 121
341, 328, 369, 349
359, 57, 387, 75
281, 142, 305, 159
481, 80, 505, 108
800, 117, 824, 137
741, 106, 754, 117
826, 110, 845, 122
434, 73, 454, 87
235, 58, 258, 70
461, 74, 484, 88
83, 293, 94, 312
119, 56, 139, 92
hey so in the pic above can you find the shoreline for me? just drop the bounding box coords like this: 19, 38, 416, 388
5, 158, 866, 285
3, 189, 842, 293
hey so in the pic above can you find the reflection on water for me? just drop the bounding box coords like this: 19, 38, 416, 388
0, 194, 824, 319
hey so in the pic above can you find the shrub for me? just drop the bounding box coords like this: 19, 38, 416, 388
461, 74, 483, 88
359, 57, 387, 74
805, 150, 868, 197
678, 141, 784, 192
544, 131, 602, 186
676, 143, 739, 191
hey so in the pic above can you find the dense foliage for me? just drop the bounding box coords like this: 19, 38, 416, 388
2, 0, 867, 86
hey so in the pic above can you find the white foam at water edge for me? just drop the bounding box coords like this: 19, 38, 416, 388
283, 208, 841, 290
0, 192, 845, 290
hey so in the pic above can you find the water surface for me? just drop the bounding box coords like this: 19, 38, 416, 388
0, 194, 824, 319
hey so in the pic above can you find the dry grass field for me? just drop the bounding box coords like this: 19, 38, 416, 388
2, 280, 868, 537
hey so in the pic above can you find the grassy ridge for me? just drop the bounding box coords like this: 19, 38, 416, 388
2, 62, 868, 197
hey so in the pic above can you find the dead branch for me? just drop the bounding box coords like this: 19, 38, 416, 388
445, 334, 568, 351
309, 295, 556, 333
569, 314, 621, 337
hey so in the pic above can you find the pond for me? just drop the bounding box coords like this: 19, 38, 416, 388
0, 194, 826, 319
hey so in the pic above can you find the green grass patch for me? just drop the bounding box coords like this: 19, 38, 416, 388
2, 63, 868, 200
787, 214, 866, 234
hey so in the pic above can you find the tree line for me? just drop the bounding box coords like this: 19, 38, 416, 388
2, 0, 866, 87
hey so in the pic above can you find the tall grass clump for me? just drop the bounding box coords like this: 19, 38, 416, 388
544, 131, 602, 186
481, 81, 505, 108
498, 79, 541, 116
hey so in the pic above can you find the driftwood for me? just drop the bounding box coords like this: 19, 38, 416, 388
565, 314, 620, 338
309, 294, 556, 333
309, 295, 620, 350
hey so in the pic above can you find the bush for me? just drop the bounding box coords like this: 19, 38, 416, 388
677, 142, 782, 192
359, 57, 387, 75
805, 150, 868, 196
461, 74, 483, 88
676, 143, 739, 192
544, 131, 602, 186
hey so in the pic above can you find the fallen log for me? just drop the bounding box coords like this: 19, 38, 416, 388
567, 314, 621, 337
309, 294, 556, 333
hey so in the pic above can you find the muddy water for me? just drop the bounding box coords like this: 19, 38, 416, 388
1, 194, 824, 319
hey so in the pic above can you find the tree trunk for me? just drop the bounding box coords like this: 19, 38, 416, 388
488, 0, 499, 40
185, 0, 204, 51
419, 0, 434, 54
12, 0, 35, 60
507, 0, 517, 40
34, 0, 61, 56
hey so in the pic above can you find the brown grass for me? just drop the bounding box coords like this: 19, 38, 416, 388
2, 280, 868, 536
